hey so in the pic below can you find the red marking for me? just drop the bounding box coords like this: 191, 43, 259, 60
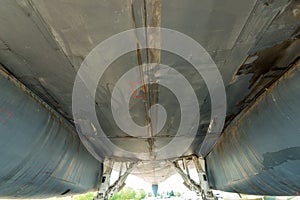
0, 108, 14, 124
296, 191, 299, 195
130, 82, 147, 99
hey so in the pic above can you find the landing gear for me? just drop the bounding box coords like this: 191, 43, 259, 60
201, 190, 217, 200
172, 155, 216, 200
94, 160, 138, 200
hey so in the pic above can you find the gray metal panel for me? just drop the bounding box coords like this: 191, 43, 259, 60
0, 0, 300, 189
0, 0, 76, 120
206, 64, 300, 196
0, 67, 102, 198
0, 0, 296, 160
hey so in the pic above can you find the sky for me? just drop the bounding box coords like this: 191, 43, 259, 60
111, 168, 199, 195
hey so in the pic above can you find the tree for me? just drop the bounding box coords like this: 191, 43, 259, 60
169, 190, 174, 196
136, 189, 146, 200
73, 192, 96, 200
175, 192, 181, 197
109, 187, 146, 200
147, 192, 153, 197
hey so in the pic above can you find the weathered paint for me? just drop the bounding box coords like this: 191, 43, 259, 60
0, 67, 102, 198
206, 63, 300, 196
0, 0, 300, 189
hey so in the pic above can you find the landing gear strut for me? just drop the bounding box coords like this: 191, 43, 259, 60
94, 160, 138, 200
172, 155, 216, 200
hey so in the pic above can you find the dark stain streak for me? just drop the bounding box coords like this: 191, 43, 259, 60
235, 38, 300, 109
0, 38, 10, 51
292, 26, 300, 39
263, 147, 300, 170
34, 82, 60, 106
238, 41, 291, 89
0, 38, 32, 67
18, 0, 62, 51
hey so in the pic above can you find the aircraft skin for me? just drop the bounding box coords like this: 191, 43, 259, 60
0, 0, 299, 198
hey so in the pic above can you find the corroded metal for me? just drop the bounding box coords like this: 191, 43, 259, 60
206, 62, 300, 196
0, 66, 102, 198
1, 0, 300, 195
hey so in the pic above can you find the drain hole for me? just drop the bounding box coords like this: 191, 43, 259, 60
61, 189, 71, 195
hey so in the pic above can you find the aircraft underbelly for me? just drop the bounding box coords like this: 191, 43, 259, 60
0, 0, 299, 197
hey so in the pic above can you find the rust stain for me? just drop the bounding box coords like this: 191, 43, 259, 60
286, 0, 300, 18
0, 108, 14, 124
130, 0, 162, 158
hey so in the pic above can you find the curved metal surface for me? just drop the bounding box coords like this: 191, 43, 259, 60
0, 0, 300, 193
0, 68, 102, 198
206, 64, 300, 196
